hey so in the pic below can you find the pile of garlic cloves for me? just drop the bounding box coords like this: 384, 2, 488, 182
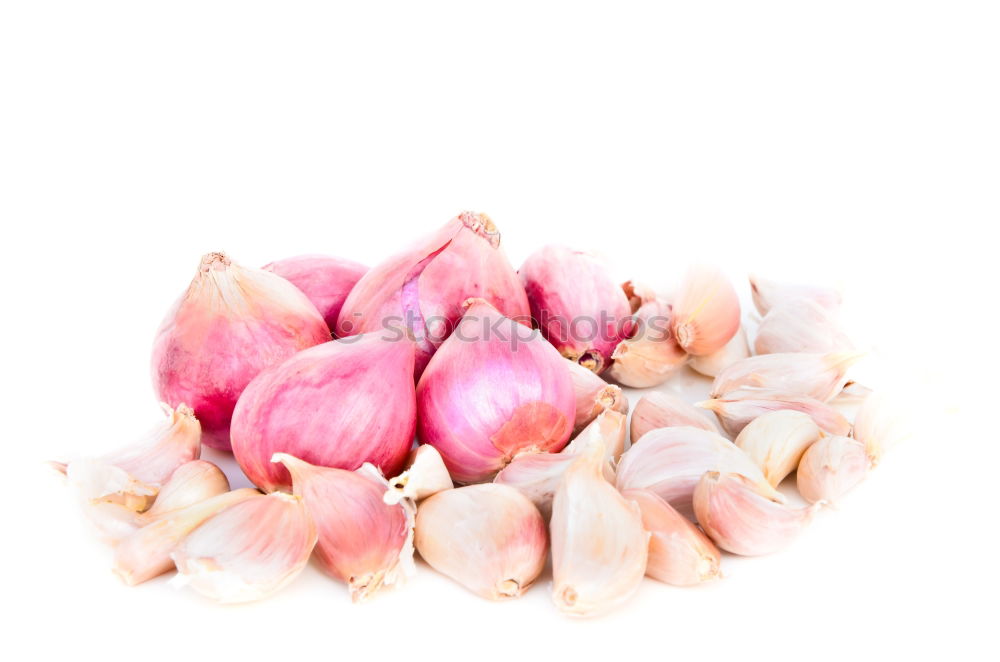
50, 212, 907, 617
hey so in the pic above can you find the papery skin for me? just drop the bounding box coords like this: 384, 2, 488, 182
615, 426, 782, 520
273, 454, 414, 601
152, 252, 331, 450
494, 410, 623, 520
608, 285, 688, 387
630, 392, 721, 443
336, 212, 530, 376
415, 484, 547, 600
694, 472, 820, 556
519, 246, 632, 374
622, 488, 721, 586
264, 254, 368, 333
711, 352, 863, 402
566, 359, 629, 435
416, 299, 576, 484
689, 326, 751, 378
699, 390, 853, 438
670, 265, 741, 356
749, 275, 842, 317
171, 492, 317, 604
797, 435, 871, 503
734, 410, 825, 487
114, 488, 259, 586
551, 439, 648, 617
851, 392, 907, 467
137, 460, 229, 524
384, 445, 454, 505
754, 299, 853, 355
231, 332, 417, 492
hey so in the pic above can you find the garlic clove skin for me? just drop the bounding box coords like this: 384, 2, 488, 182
551, 438, 648, 617
272, 454, 414, 602
384, 445, 454, 506
415, 484, 547, 600
136, 460, 229, 524
694, 472, 821, 556
566, 359, 629, 435
699, 390, 853, 438
710, 352, 864, 402
796, 436, 871, 504
113, 488, 260, 586
608, 285, 688, 388
851, 392, 908, 467
630, 392, 722, 443
670, 265, 741, 357
622, 489, 721, 586
689, 326, 751, 378
734, 410, 825, 487
615, 426, 782, 520
749, 274, 842, 317
171, 492, 317, 604
263, 254, 368, 334
754, 299, 853, 355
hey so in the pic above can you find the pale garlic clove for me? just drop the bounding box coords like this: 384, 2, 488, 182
415, 484, 547, 600
114, 488, 260, 586
688, 326, 751, 378
136, 460, 230, 524
171, 492, 317, 604
710, 352, 864, 402
384, 445, 453, 506
551, 438, 648, 617
615, 426, 782, 520
796, 436, 871, 504
566, 358, 629, 435
851, 391, 908, 467
623, 488, 721, 587
754, 299, 853, 355
494, 410, 623, 520
608, 285, 688, 388
698, 390, 852, 438
749, 275, 842, 317
273, 454, 414, 602
630, 392, 722, 444
670, 265, 741, 357
694, 472, 821, 556
63, 460, 156, 542
734, 410, 825, 487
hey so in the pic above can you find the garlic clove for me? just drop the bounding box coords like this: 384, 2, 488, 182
734, 410, 825, 487
710, 352, 864, 402
754, 298, 853, 355
566, 358, 629, 435
796, 435, 871, 504
608, 285, 688, 388
615, 426, 782, 520
551, 437, 648, 617
272, 454, 414, 602
749, 274, 842, 317
630, 392, 722, 443
113, 488, 260, 586
171, 492, 317, 604
622, 489, 721, 586
694, 472, 821, 556
670, 265, 741, 356
851, 391, 908, 467
415, 484, 547, 600
689, 326, 751, 378
698, 390, 853, 438
564, 408, 627, 463
136, 460, 229, 524
384, 445, 453, 506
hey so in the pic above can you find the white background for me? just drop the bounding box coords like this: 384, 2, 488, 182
2, 2, 997, 660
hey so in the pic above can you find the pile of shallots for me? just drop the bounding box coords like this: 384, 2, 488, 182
52, 211, 905, 616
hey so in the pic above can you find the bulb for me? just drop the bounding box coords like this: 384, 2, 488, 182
264, 254, 368, 333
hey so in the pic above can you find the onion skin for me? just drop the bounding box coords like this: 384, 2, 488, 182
152, 253, 331, 450
264, 254, 367, 334
519, 245, 632, 374
335, 212, 529, 377
231, 332, 417, 492
416, 299, 576, 484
